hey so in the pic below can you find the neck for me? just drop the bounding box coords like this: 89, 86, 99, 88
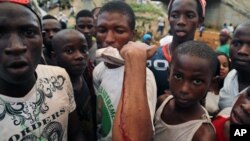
87, 37, 93, 49
175, 101, 201, 113
71, 75, 83, 91
0, 74, 37, 98
238, 71, 250, 90
169, 41, 181, 55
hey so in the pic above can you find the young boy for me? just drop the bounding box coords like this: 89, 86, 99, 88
153, 41, 217, 141
213, 86, 250, 141
0, 1, 84, 141
148, 0, 206, 96
219, 20, 250, 109
51, 29, 96, 141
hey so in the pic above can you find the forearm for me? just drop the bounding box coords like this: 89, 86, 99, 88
113, 51, 153, 141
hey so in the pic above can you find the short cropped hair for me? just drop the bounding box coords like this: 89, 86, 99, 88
42, 14, 58, 20
98, 1, 135, 30
76, 9, 93, 21
172, 41, 218, 76
168, 0, 203, 19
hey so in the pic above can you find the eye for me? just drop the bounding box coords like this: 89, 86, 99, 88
80, 47, 89, 55
23, 29, 36, 37
187, 13, 195, 19
173, 73, 182, 81
222, 63, 228, 68
193, 79, 203, 85
97, 27, 106, 34
231, 40, 243, 47
115, 28, 126, 34
65, 48, 73, 54
53, 28, 60, 33
170, 13, 179, 19
87, 25, 94, 29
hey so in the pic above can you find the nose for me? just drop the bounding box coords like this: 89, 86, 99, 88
48, 30, 55, 39
83, 27, 91, 34
179, 81, 189, 95
74, 50, 87, 61
105, 30, 115, 45
177, 15, 187, 26
238, 44, 250, 56
5, 33, 27, 55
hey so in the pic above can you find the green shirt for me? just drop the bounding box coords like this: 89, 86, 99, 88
216, 44, 230, 57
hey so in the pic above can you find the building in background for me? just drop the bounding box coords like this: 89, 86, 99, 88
151, 0, 250, 30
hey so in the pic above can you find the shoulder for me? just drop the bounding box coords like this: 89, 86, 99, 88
156, 93, 171, 109
36, 64, 68, 78
192, 123, 216, 141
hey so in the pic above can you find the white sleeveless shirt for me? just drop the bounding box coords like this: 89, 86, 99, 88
153, 95, 214, 141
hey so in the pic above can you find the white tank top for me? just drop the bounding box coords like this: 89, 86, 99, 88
153, 95, 214, 141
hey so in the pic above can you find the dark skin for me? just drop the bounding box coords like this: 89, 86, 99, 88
75, 17, 95, 49
0, 3, 85, 141
96, 10, 154, 141
230, 22, 250, 92
215, 87, 250, 140
42, 18, 61, 65
52, 29, 89, 90
96, 11, 135, 69
219, 31, 230, 46
158, 54, 216, 141
168, 0, 203, 55
0, 3, 42, 97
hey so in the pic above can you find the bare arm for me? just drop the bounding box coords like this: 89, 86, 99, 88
192, 123, 216, 141
112, 42, 153, 141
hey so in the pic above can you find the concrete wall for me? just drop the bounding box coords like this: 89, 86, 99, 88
205, 1, 249, 29
152, 0, 250, 30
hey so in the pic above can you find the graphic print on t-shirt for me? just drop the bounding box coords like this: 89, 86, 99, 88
0, 75, 69, 141
97, 86, 116, 138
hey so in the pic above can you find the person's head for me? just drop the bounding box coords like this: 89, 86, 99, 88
0, 1, 43, 85
216, 52, 230, 80
42, 14, 62, 47
75, 9, 95, 47
168, 0, 205, 43
219, 29, 231, 45
96, 1, 135, 50
169, 41, 218, 108
51, 29, 88, 77
142, 34, 152, 45
230, 87, 250, 125
230, 20, 250, 74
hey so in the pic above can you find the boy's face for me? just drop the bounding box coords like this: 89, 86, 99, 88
96, 11, 134, 50
0, 3, 42, 84
42, 19, 61, 47
231, 87, 250, 125
169, 54, 213, 108
230, 25, 250, 73
75, 17, 95, 42
168, 0, 201, 42
54, 32, 88, 77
